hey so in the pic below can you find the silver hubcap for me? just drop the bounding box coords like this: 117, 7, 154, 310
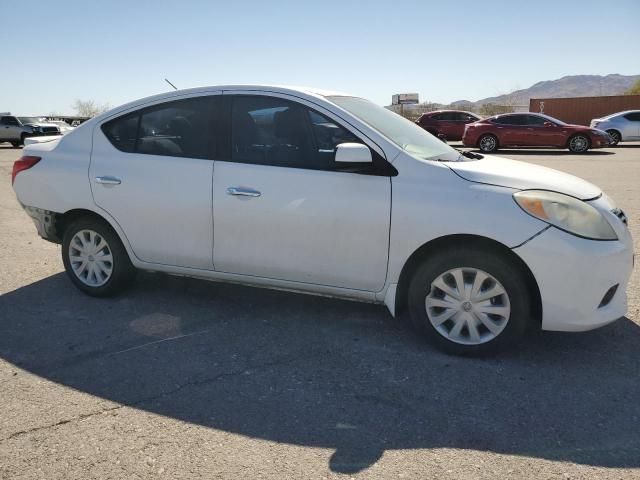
479, 136, 496, 151
607, 131, 620, 143
69, 229, 113, 287
570, 136, 588, 152
426, 267, 511, 345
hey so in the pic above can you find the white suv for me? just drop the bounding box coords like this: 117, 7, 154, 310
11, 85, 634, 354
590, 110, 640, 145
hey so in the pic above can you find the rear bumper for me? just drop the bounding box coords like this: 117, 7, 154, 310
514, 226, 634, 332
20, 204, 61, 243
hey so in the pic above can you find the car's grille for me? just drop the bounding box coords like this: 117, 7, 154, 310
42, 127, 59, 134
612, 208, 628, 226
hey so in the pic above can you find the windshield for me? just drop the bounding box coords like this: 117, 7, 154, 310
328, 96, 459, 161
18, 117, 42, 125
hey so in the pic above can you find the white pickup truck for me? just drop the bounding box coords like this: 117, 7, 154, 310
0, 113, 61, 147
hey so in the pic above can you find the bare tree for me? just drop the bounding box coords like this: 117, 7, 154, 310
72, 99, 110, 117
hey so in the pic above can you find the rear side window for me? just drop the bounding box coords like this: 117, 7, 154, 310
101, 96, 216, 159
138, 98, 211, 158
102, 112, 139, 152
492, 115, 523, 125
624, 112, 640, 121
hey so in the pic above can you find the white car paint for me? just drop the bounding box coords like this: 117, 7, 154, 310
590, 110, 640, 142
12, 85, 634, 337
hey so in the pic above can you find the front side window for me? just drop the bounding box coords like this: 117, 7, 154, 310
1, 116, 19, 126
101, 96, 214, 159
231, 96, 361, 170
624, 112, 640, 122
525, 115, 547, 126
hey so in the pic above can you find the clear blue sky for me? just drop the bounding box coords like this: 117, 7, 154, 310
1, 0, 638, 115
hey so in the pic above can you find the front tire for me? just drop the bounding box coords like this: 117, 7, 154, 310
408, 248, 531, 355
568, 134, 590, 153
62, 217, 136, 297
606, 129, 621, 146
478, 134, 498, 153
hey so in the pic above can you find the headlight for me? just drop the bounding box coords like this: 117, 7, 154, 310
513, 190, 617, 240
31, 126, 41, 133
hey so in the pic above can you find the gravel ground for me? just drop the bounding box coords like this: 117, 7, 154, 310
0, 142, 639, 479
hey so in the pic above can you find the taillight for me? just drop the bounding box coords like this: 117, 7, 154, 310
11, 156, 41, 185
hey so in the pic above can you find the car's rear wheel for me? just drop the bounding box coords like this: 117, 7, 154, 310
568, 134, 590, 153
408, 248, 531, 355
62, 217, 136, 297
606, 129, 621, 146
478, 134, 498, 153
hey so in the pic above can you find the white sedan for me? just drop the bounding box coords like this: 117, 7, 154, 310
11, 85, 634, 354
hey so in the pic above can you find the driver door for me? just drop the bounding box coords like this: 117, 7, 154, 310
212, 94, 391, 291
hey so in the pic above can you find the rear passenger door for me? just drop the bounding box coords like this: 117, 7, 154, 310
90, 93, 221, 269
212, 93, 392, 291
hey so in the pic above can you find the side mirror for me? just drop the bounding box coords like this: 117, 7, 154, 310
335, 143, 372, 164
543, 121, 554, 127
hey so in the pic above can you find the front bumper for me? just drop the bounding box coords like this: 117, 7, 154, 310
514, 225, 633, 332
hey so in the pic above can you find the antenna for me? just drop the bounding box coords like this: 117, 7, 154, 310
164, 78, 178, 91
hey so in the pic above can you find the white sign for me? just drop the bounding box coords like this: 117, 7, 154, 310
392, 93, 419, 105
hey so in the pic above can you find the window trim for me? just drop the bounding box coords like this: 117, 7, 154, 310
224, 94, 397, 177
100, 94, 223, 160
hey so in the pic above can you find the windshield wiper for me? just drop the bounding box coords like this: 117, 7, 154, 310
457, 149, 484, 160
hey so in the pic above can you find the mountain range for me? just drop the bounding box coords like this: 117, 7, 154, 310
450, 74, 640, 108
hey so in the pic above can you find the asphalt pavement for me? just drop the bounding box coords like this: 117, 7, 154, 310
1, 142, 639, 479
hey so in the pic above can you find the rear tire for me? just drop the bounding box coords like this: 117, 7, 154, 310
568, 134, 590, 153
478, 134, 498, 153
606, 129, 621, 146
407, 247, 531, 355
62, 217, 136, 297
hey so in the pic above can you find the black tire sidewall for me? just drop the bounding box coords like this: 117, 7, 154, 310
408, 248, 530, 355
62, 218, 136, 297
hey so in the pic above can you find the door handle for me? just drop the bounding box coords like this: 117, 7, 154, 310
95, 176, 121, 185
227, 187, 261, 197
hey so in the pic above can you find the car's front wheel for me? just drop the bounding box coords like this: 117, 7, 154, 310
408, 247, 531, 355
478, 134, 498, 153
568, 134, 590, 153
606, 129, 621, 146
62, 217, 136, 297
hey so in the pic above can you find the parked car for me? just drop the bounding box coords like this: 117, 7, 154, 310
0, 114, 61, 147
590, 110, 640, 145
463, 112, 612, 153
416, 110, 481, 141
11, 86, 633, 355
48, 120, 75, 135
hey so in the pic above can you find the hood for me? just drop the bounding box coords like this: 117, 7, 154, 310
447, 155, 601, 200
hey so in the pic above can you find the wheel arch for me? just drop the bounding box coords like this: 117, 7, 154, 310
566, 132, 591, 150
477, 132, 499, 148
394, 234, 542, 324
53, 208, 138, 263
605, 128, 622, 141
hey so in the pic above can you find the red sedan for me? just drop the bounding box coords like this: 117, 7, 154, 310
462, 113, 612, 153
416, 110, 480, 141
